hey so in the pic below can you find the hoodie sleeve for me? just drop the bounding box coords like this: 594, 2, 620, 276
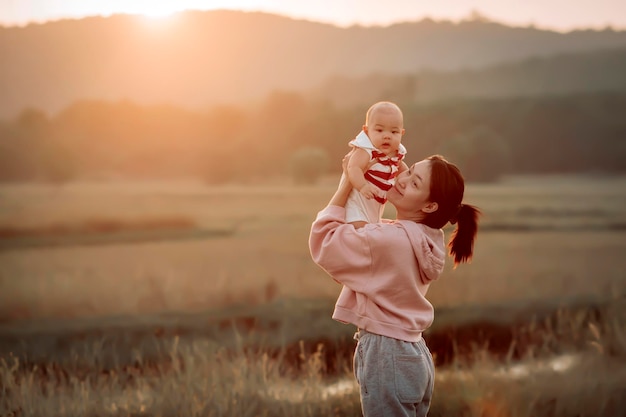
308, 205, 373, 287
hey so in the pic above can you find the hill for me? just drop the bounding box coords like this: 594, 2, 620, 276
2, 10, 626, 118
312, 47, 626, 106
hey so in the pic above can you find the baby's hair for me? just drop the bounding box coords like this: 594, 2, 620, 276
365, 101, 403, 126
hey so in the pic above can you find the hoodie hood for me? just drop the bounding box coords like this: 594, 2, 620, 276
396, 220, 445, 282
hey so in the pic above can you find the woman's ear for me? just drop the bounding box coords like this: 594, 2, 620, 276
362, 125, 368, 134
422, 202, 438, 213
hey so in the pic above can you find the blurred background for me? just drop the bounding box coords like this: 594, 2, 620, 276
2, 4, 626, 415
0, 0, 625, 321
1, 2, 626, 185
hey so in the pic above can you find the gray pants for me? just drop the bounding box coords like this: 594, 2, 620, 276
353, 330, 435, 417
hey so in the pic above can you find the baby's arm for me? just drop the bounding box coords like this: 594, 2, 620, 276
347, 149, 380, 200
399, 161, 409, 174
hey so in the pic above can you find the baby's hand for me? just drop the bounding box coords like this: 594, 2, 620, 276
359, 183, 381, 200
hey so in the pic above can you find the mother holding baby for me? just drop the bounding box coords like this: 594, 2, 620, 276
309, 140, 480, 415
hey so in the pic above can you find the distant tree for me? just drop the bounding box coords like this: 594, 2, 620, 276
439, 125, 512, 182
197, 105, 248, 184
15, 108, 78, 184
16, 108, 48, 130
289, 147, 330, 185
14, 108, 50, 180
42, 142, 77, 185
0, 122, 22, 181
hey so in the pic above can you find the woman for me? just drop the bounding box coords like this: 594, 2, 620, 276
309, 154, 480, 417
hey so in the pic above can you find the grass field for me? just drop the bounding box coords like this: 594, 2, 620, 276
1, 174, 624, 319
0, 174, 625, 416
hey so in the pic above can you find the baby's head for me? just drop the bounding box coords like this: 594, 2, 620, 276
363, 101, 405, 156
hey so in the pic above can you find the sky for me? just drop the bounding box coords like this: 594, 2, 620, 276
1, 0, 626, 31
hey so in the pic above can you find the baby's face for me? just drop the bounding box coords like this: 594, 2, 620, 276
364, 107, 404, 156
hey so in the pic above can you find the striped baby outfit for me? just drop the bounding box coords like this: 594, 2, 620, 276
349, 130, 406, 204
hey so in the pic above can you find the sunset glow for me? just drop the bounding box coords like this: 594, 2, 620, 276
136, 6, 180, 19
2, 0, 626, 31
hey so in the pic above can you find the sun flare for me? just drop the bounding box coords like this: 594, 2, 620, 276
136, 5, 182, 19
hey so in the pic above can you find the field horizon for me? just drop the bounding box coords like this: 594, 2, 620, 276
1, 173, 624, 321
1, 173, 625, 416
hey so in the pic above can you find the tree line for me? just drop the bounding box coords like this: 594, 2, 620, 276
1, 91, 624, 184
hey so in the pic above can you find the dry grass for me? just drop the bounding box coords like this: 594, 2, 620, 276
0, 174, 625, 416
0, 217, 197, 239
0, 334, 362, 417
0, 298, 624, 417
0, 175, 624, 320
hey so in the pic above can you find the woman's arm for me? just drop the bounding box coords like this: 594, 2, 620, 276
328, 170, 353, 207
308, 206, 373, 288
328, 151, 355, 207
309, 150, 373, 286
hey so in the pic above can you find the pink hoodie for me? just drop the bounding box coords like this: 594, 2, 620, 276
309, 205, 446, 342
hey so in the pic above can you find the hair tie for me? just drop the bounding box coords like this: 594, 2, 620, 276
450, 204, 463, 225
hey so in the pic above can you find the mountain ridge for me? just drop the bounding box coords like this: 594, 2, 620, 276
2, 10, 626, 118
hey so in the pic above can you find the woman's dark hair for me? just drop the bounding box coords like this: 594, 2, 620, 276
421, 155, 481, 267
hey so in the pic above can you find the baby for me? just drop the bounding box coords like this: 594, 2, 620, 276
345, 101, 408, 227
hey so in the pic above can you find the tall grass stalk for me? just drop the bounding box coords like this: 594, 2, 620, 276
1, 298, 624, 416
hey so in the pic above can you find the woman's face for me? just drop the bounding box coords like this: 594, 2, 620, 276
387, 160, 436, 218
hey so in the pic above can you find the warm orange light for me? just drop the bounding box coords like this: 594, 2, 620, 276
136, 5, 181, 19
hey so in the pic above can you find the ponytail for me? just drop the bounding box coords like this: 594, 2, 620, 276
448, 204, 481, 268
421, 155, 481, 267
